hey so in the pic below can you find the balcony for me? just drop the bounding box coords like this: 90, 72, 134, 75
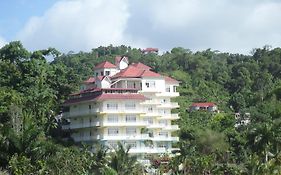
129, 147, 166, 154
162, 125, 180, 131
72, 135, 100, 142
155, 92, 179, 97
99, 107, 145, 114
152, 136, 179, 142
157, 102, 179, 108
157, 113, 180, 120
61, 124, 70, 130
101, 134, 150, 141
140, 100, 161, 105
63, 109, 100, 118
70, 121, 100, 129
147, 124, 166, 129
101, 120, 149, 127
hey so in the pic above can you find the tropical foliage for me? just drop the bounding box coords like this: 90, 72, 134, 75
1, 41, 281, 174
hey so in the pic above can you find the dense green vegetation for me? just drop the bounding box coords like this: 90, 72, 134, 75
1, 41, 281, 174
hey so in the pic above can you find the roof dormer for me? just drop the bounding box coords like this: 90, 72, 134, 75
115, 56, 129, 70
93, 61, 118, 77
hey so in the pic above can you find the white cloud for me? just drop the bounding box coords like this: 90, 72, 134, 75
17, 0, 147, 52
125, 0, 281, 54
17, 0, 281, 54
0, 36, 6, 48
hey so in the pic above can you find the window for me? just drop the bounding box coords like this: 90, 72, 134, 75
125, 141, 137, 148
166, 87, 170, 92
144, 117, 153, 124
89, 105, 91, 109
159, 120, 167, 126
105, 71, 110, 75
95, 72, 98, 76
101, 71, 104, 76
107, 115, 118, 123
126, 115, 136, 122
145, 81, 155, 88
108, 128, 119, 136
148, 106, 153, 113
126, 127, 137, 135
159, 131, 168, 137
173, 86, 177, 92
125, 103, 136, 110
127, 81, 136, 88
161, 99, 167, 104
107, 103, 118, 110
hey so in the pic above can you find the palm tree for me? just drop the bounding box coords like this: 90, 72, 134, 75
109, 142, 141, 175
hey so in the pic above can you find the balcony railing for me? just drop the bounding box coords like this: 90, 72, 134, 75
129, 147, 166, 154
72, 135, 99, 142
70, 121, 100, 129
157, 113, 180, 120
157, 102, 179, 108
101, 134, 150, 140
101, 120, 149, 127
162, 125, 180, 131
152, 136, 179, 142
155, 92, 179, 97
63, 109, 100, 118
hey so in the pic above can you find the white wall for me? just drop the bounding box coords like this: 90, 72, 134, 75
141, 78, 165, 92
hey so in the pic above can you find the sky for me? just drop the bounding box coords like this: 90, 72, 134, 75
0, 0, 281, 54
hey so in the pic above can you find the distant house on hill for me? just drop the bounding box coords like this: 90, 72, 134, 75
142, 48, 159, 54
189, 102, 218, 112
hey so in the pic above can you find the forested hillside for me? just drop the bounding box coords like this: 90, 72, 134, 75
1, 41, 281, 174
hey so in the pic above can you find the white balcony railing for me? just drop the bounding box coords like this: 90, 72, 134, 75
140, 100, 161, 105
129, 147, 166, 154
101, 120, 149, 127
162, 125, 180, 131
152, 136, 179, 142
99, 107, 144, 114
157, 102, 179, 108
157, 113, 180, 120
102, 134, 150, 140
155, 92, 179, 97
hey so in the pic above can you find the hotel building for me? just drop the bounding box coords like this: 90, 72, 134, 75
62, 56, 180, 156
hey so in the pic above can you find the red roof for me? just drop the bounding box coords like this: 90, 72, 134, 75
142, 48, 159, 52
141, 70, 161, 77
191, 102, 216, 107
83, 77, 95, 84
131, 62, 152, 70
164, 76, 179, 84
115, 56, 122, 65
112, 65, 161, 79
94, 61, 116, 69
64, 93, 146, 105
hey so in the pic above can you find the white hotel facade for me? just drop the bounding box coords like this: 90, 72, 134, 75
62, 56, 180, 155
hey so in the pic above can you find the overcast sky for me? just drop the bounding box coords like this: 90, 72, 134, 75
0, 0, 281, 54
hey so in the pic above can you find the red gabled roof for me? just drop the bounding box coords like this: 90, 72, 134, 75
164, 76, 179, 84
94, 61, 116, 69
111, 65, 144, 78
131, 62, 152, 70
141, 70, 161, 77
142, 48, 159, 52
111, 65, 161, 79
191, 102, 216, 107
83, 77, 95, 84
